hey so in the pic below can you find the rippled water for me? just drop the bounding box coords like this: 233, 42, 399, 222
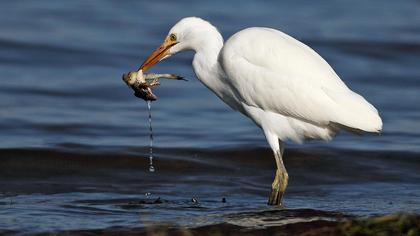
1, 0, 420, 234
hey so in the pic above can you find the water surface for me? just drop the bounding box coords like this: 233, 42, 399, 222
1, 0, 420, 234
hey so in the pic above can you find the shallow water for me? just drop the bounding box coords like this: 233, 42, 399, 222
1, 0, 420, 234
1, 147, 420, 233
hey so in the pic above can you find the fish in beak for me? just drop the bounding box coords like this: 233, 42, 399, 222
122, 70, 185, 101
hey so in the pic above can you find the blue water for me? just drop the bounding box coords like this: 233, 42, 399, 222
1, 0, 420, 151
1, 0, 420, 234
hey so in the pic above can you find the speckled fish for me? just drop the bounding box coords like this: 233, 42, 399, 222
122, 70, 185, 101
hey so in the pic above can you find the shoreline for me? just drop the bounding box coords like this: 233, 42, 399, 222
29, 213, 419, 236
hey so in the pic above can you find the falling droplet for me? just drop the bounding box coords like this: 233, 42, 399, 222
146, 100, 155, 172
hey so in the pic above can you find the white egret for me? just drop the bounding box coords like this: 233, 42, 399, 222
139, 17, 382, 206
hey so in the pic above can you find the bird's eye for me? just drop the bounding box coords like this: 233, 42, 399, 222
169, 33, 177, 42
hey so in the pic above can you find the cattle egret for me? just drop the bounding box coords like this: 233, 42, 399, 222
139, 17, 382, 206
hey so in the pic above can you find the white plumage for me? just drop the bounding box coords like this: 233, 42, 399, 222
139, 17, 383, 205
221, 27, 382, 142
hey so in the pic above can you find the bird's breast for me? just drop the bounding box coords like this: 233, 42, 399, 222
192, 54, 243, 112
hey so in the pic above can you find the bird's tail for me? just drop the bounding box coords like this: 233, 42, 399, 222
325, 88, 383, 133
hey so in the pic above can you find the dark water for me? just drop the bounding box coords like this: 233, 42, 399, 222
1, 0, 420, 234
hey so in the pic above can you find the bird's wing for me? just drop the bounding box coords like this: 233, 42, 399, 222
220, 27, 382, 132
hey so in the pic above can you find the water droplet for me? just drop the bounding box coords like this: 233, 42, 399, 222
146, 100, 156, 172
148, 164, 155, 172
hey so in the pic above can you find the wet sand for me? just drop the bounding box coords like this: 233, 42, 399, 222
27, 213, 420, 236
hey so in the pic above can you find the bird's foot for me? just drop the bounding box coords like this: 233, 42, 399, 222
268, 169, 288, 206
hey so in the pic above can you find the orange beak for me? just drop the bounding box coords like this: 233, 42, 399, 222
139, 39, 177, 72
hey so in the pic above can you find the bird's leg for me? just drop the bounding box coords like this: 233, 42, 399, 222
268, 143, 288, 206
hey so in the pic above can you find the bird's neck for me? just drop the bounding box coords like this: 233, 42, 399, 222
192, 32, 226, 98
191, 30, 243, 111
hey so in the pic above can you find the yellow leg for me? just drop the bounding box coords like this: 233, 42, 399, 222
268, 150, 288, 206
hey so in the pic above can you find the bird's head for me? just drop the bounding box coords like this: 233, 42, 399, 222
139, 17, 221, 72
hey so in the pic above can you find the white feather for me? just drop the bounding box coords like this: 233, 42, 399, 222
220, 27, 382, 138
